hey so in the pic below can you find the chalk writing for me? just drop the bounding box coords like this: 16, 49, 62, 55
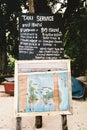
19, 14, 64, 60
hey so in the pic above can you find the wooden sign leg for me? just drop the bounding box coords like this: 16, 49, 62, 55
61, 115, 68, 130
16, 117, 22, 130
35, 116, 42, 128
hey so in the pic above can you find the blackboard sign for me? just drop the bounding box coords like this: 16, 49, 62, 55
19, 14, 64, 60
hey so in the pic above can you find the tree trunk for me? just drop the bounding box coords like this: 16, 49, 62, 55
0, 48, 7, 74
0, 30, 7, 75
28, 0, 35, 13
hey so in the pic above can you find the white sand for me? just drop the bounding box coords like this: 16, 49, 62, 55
0, 85, 87, 130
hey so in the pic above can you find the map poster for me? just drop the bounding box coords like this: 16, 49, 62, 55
15, 60, 72, 116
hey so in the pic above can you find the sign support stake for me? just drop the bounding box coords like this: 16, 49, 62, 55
16, 117, 22, 130
28, 0, 43, 128
35, 116, 42, 128
61, 115, 68, 130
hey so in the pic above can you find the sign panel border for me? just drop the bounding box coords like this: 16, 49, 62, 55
14, 60, 72, 117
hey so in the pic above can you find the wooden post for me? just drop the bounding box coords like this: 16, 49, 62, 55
61, 115, 68, 130
28, 0, 35, 13
28, 0, 42, 128
16, 117, 22, 130
35, 116, 42, 128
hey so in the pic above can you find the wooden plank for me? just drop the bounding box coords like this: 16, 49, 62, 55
16, 117, 22, 130
19, 75, 27, 112
35, 116, 42, 128
61, 115, 68, 130
53, 73, 59, 111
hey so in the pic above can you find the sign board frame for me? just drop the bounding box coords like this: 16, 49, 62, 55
15, 60, 72, 117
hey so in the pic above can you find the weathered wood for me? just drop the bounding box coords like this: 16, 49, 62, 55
16, 117, 22, 130
15, 60, 72, 129
15, 60, 72, 116
28, 0, 35, 13
19, 75, 27, 112
61, 115, 68, 130
35, 116, 42, 128
28, 0, 42, 128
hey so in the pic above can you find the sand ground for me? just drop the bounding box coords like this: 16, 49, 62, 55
0, 84, 87, 130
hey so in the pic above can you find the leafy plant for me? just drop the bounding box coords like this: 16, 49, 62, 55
7, 54, 15, 73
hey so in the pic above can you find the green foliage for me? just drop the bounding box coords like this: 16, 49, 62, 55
7, 54, 15, 73
0, 0, 87, 76
63, 8, 87, 76
0, 0, 28, 74
8, 60, 15, 71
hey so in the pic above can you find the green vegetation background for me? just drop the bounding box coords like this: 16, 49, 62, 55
0, 0, 87, 77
